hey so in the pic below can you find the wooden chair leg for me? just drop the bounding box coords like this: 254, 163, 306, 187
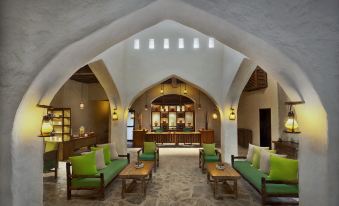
54, 168, 58, 179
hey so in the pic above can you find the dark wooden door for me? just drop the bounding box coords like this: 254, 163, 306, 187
259, 108, 271, 148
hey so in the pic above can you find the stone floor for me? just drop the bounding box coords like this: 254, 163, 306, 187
44, 148, 262, 206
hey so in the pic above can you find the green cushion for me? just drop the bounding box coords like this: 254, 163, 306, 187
72, 159, 128, 188
204, 155, 219, 162
45, 142, 58, 152
233, 160, 298, 194
92, 146, 111, 165
144, 142, 156, 154
268, 155, 298, 181
139, 153, 155, 161
203, 144, 216, 156
69, 152, 97, 176
183, 128, 191, 132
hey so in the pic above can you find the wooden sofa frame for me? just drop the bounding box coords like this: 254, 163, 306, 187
137, 145, 159, 172
66, 153, 130, 200
231, 155, 299, 206
199, 149, 222, 173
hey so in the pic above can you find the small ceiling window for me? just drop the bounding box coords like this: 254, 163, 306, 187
134, 39, 140, 50
193, 38, 199, 49
149, 39, 155, 49
208, 37, 215, 48
178, 38, 184, 49
164, 38, 169, 49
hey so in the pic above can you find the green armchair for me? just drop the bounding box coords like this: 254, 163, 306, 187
43, 141, 59, 179
137, 142, 159, 172
199, 143, 221, 173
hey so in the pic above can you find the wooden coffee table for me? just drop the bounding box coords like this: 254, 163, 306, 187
206, 162, 241, 199
119, 161, 154, 198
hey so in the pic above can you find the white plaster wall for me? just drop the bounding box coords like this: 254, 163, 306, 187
237, 76, 280, 146
0, 1, 338, 206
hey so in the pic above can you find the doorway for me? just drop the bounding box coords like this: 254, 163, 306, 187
259, 108, 271, 148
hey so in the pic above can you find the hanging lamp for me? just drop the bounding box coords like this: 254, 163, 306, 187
80, 83, 85, 109
229, 107, 236, 120
198, 91, 202, 110
144, 92, 148, 111
284, 101, 304, 133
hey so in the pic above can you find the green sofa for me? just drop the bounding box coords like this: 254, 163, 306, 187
66, 154, 130, 199
231, 155, 299, 205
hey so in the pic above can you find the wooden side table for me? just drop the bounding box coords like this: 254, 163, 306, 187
206, 163, 241, 199
119, 161, 154, 198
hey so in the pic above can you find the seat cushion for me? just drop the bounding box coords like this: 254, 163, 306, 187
204, 155, 219, 162
144, 142, 156, 154
139, 153, 155, 161
234, 160, 298, 194
203, 143, 216, 156
72, 159, 128, 188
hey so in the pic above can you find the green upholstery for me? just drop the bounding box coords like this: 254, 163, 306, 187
72, 159, 128, 188
234, 160, 298, 194
144, 142, 156, 154
69, 152, 97, 176
203, 144, 216, 156
45, 141, 58, 152
268, 155, 298, 181
204, 155, 219, 162
155, 128, 163, 133
139, 153, 155, 161
183, 127, 191, 132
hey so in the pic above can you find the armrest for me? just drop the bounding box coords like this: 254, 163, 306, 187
231, 155, 247, 166
118, 153, 130, 163
215, 149, 222, 162
264, 178, 298, 185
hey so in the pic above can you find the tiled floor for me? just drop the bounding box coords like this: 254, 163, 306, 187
43, 147, 262, 206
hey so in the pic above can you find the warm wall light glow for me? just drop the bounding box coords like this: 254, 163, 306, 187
285, 111, 299, 133
212, 113, 218, 120
164, 38, 169, 49
149, 38, 155, 49
208, 37, 215, 48
80, 101, 84, 110
144, 104, 148, 111
178, 38, 184, 49
229, 108, 236, 120
193, 38, 199, 49
134, 39, 140, 50
183, 84, 187, 94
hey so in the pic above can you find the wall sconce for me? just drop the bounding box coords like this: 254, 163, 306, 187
112, 108, 118, 120
229, 107, 236, 120
284, 101, 304, 133
80, 83, 85, 109
144, 92, 148, 111
40, 114, 54, 137
212, 112, 218, 120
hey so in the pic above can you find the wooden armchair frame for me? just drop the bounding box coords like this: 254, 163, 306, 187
66, 153, 130, 200
231, 155, 299, 206
199, 149, 222, 173
137, 144, 159, 172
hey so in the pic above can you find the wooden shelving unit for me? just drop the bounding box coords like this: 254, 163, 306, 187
46, 108, 72, 142
151, 104, 195, 132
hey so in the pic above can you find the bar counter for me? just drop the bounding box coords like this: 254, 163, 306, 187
133, 130, 214, 147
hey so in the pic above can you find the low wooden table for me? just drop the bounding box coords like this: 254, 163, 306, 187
119, 161, 154, 199
207, 162, 241, 199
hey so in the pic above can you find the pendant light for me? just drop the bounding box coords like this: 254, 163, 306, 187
183, 83, 188, 94
80, 83, 85, 110
197, 91, 202, 110
144, 92, 148, 111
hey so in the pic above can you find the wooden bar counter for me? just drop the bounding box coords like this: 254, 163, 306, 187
133, 130, 215, 147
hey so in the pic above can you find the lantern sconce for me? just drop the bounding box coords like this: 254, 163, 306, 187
229, 107, 236, 120
37, 104, 55, 137
183, 83, 188, 95
112, 107, 118, 120
284, 101, 305, 133
212, 113, 218, 120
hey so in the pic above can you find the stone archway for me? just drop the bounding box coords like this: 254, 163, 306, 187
7, 1, 328, 205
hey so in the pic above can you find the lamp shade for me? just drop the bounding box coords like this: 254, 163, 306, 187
284, 111, 299, 133
212, 113, 218, 120
41, 115, 54, 136
112, 110, 118, 120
